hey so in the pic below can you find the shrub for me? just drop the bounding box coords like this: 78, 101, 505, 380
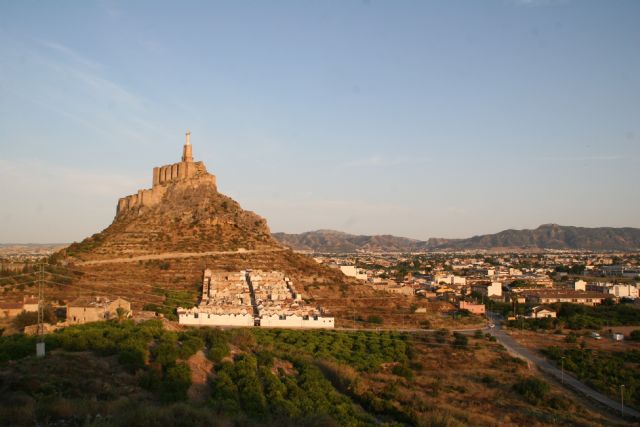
367, 315, 384, 325
452, 332, 468, 348
207, 340, 230, 363
434, 329, 449, 343
0, 334, 36, 361
512, 377, 550, 405
391, 364, 414, 380
118, 341, 148, 371
629, 330, 640, 341
161, 363, 192, 401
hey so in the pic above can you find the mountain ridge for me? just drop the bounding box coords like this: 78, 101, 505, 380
273, 224, 640, 252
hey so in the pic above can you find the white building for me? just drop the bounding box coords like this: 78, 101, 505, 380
260, 314, 335, 328
178, 270, 334, 329
340, 265, 367, 281
434, 274, 466, 286
574, 280, 587, 291
609, 284, 638, 299
526, 306, 557, 319
177, 310, 254, 326
472, 281, 502, 297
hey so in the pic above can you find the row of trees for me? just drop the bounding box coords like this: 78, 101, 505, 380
252, 328, 412, 372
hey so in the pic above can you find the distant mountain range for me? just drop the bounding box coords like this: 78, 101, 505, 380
273, 224, 640, 252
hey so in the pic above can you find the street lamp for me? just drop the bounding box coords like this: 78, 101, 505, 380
561, 356, 565, 384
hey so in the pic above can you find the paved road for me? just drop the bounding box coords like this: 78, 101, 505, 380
487, 312, 639, 420
75, 247, 287, 266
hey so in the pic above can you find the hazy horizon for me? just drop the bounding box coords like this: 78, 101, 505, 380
1, 1, 639, 243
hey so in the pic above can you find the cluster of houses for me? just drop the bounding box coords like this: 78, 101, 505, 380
316, 251, 639, 323
177, 269, 334, 329
0, 295, 131, 328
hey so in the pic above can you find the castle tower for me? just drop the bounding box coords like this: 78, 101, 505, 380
182, 129, 193, 162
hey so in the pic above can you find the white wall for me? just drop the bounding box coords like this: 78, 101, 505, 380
260, 314, 335, 329
488, 281, 502, 297
178, 311, 254, 326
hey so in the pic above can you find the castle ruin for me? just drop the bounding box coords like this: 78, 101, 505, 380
116, 131, 216, 216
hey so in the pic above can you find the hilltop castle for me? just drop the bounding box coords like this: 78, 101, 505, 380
116, 131, 216, 216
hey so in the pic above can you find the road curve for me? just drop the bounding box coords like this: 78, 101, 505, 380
487, 313, 639, 420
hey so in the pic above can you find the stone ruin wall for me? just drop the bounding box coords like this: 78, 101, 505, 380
116, 160, 216, 217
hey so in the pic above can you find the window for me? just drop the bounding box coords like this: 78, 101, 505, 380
194, 313, 199, 318
279, 314, 286, 320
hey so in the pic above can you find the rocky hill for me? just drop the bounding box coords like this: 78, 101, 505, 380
272, 230, 451, 252
442, 224, 640, 251
274, 224, 640, 252
47, 136, 369, 313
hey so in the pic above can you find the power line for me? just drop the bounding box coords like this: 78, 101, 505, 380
44, 271, 189, 305
42, 280, 482, 341
44, 266, 201, 295
0, 272, 40, 280
43, 280, 184, 312
46, 265, 426, 301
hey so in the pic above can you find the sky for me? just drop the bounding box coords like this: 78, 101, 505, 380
1, 0, 639, 243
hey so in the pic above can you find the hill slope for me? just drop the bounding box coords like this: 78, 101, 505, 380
274, 224, 640, 252
442, 224, 640, 251
47, 140, 365, 313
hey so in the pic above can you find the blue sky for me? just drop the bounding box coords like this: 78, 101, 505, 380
1, 0, 639, 243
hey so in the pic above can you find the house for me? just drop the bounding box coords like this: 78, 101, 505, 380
67, 297, 131, 324
458, 301, 485, 315
472, 281, 503, 297
0, 302, 24, 318
524, 291, 609, 306
526, 306, 557, 319
574, 280, 587, 291
434, 274, 467, 286
339, 265, 367, 281
22, 296, 39, 312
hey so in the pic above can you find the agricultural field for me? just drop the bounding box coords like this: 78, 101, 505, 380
0, 321, 614, 426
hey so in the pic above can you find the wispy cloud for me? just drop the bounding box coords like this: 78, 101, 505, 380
36, 39, 103, 70
1, 37, 163, 143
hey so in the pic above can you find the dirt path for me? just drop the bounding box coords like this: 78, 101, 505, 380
75, 247, 287, 266
187, 350, 214, 402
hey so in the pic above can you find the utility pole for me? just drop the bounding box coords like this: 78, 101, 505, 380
561, 356, 565, 384
621, 384, 625, 416
36, 263, 45, 357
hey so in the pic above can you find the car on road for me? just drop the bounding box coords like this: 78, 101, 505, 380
590, 331, 601, 340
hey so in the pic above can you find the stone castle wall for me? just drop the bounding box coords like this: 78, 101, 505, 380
153, 160, 211, 186
116, 151, 216, 217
